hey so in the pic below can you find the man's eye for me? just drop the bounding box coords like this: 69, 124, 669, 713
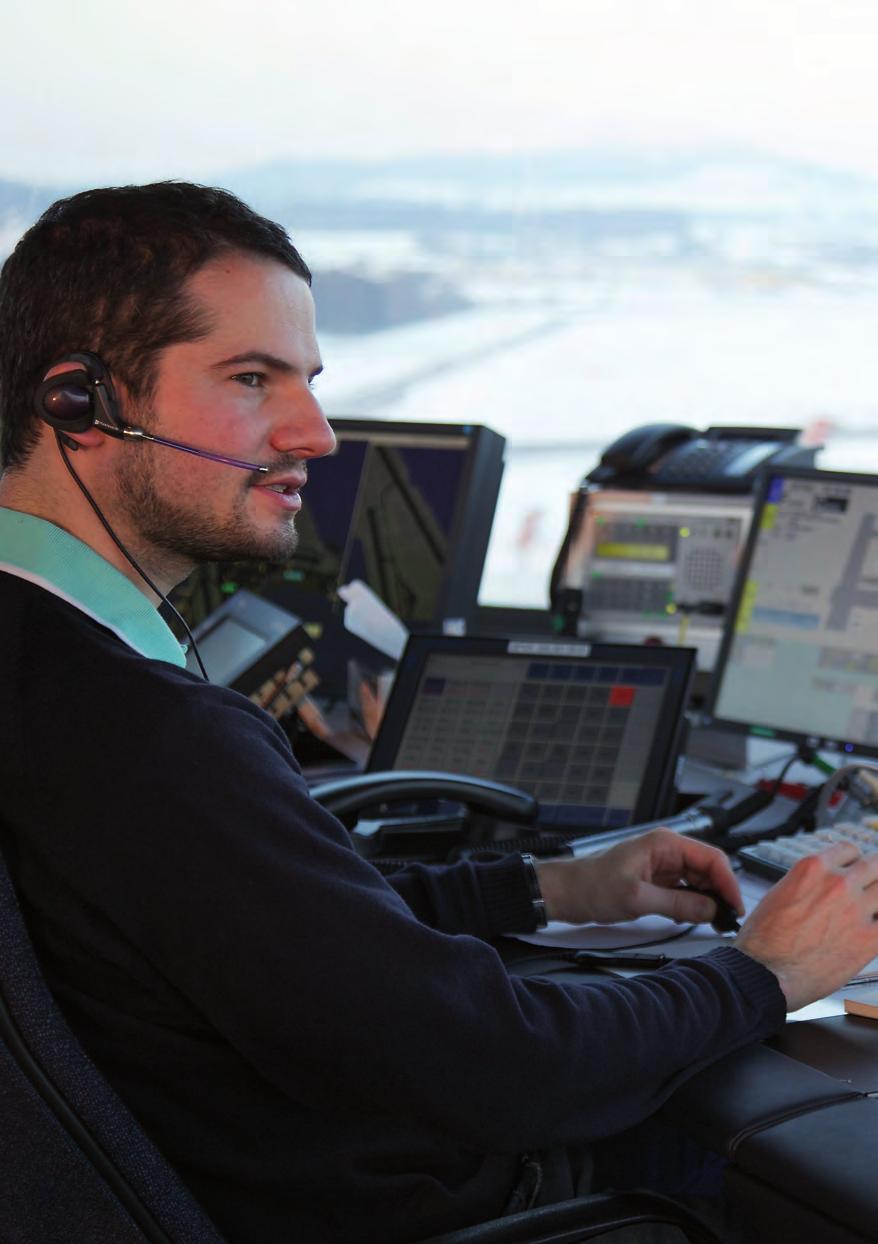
232, 372, 265, 388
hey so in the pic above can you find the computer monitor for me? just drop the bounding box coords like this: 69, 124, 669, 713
556, 488, 754, 671
368, 635, 695, 831
173, 418, 505, 632
709, 467, 878, 757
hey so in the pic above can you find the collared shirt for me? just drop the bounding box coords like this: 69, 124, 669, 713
0, 506, 186, 667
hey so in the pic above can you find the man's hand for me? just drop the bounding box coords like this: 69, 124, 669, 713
534, 829, 743, 927
735, 843, 878, 1012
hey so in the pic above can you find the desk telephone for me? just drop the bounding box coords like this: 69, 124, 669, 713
310, 770, 578, 863
586, 423, 812, 492
549, 424, 818, 636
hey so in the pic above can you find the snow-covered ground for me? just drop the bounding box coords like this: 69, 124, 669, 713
317, 276, 878, 606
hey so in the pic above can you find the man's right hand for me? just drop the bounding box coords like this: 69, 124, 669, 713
735, 842, 878, 1012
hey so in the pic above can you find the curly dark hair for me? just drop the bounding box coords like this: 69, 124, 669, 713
0, 181, 311, 467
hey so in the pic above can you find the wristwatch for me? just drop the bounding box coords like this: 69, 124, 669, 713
520, 853, 548, 929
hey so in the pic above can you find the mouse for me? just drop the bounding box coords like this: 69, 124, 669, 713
684, 886, 742, 934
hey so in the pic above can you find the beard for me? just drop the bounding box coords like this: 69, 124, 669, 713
112, 443, 300, 567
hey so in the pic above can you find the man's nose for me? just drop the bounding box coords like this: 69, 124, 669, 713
271, 390, 336, 461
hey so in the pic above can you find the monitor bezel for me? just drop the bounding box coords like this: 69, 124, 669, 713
706, 465, 878, 759
368, 634, 696, 828
170, 418, 505, 637
325, 417, 506, 626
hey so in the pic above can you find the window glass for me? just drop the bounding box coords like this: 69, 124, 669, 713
4, 1, 878, 608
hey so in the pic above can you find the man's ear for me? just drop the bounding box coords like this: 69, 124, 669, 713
52, 426, 106, 450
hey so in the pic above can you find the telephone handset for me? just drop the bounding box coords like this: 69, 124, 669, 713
311, 770, 541, 862
586, 423, 809, 492
311, 770, 538, 824
588, 422, 696, 483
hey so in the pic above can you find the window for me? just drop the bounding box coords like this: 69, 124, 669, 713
4, 1, 878, 608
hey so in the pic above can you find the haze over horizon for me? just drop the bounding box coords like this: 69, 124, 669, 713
4, 0, 878, 184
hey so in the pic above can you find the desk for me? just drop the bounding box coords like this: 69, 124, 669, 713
508, 940, 878, 1243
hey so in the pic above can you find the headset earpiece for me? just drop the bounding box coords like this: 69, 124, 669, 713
34, 351, 122, 435
35, 370, 96, 432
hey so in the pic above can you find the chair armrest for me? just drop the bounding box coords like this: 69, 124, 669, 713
419, 1190, 722, 1244
661, 1042, 861, 1159
733, 1096, 878, 1242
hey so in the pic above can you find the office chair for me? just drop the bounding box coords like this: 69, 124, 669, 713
0, 844, 226, 1244
0, 843, 720, 1244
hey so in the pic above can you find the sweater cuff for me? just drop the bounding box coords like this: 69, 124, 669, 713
473, 855, 539, 936
700, 945, 787, 1033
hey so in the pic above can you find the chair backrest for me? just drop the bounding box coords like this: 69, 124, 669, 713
0, 845, 226, 1244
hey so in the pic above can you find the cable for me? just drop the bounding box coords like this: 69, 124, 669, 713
767, 751, 800, 799
727, 783, 824, 850
714, 746, 838, 850
811, 753, 838, 777
568, 922, 699, 953
56, 434, 209, 679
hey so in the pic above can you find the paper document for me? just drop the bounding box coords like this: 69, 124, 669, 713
338, 580, 408, 661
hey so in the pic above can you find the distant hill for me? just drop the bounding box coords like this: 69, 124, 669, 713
4, 146, 877, 223
216, 146, 878, 216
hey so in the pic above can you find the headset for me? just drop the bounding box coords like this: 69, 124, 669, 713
34, 350, 268, 473
31, 349, 282, 679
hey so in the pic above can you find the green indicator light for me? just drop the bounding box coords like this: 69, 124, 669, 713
220, 581, 238, 594
283, 569, 304, 582
751, 726, 776, 738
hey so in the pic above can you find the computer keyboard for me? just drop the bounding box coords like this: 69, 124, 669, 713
737, 817, 878, 881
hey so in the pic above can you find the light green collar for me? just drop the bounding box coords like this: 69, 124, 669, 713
0, 507, 186, 667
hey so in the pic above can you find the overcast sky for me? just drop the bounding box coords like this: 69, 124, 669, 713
4, 0, 878, 184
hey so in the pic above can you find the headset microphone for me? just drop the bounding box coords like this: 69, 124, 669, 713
88, 423, 268, 474
35, 351, 268, 474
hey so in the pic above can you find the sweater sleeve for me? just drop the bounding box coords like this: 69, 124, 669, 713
25, 665, 787, 1154
386, 855, 538, 937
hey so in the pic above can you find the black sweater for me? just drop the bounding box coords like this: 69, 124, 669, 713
0, 572, 786, 1242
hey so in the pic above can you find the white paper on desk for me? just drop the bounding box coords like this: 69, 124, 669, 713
512, 915, 728, 952
338, 580, 408, 661
512, 871, 771, 953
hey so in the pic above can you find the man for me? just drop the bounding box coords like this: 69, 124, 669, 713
1, 182, 877, 1244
